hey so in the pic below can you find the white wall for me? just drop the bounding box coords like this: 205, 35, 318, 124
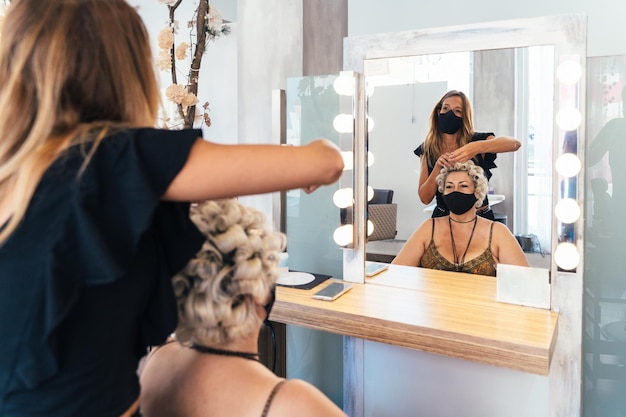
347, 0, 626, 58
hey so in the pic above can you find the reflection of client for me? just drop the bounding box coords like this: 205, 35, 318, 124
140, 200, 347, 417
414, 90, 521, 219
393, 161, 528, 275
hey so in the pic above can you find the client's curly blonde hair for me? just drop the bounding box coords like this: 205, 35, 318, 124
173, 199, 286, 347
436, 160, 488, 207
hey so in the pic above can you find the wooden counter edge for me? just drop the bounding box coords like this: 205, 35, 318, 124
272, 285, 558, 376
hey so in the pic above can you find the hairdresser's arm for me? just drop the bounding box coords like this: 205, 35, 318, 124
163, 138, 344, 201
417, 155, 447, 205
448, 135, 521, 163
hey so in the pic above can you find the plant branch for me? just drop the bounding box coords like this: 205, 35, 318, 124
183, 0, 209, 129
168, 0, 185, 124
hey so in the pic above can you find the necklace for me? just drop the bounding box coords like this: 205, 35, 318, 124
190, 343, 260, 362
448, 216, 478, 271
449, 216, 477, 224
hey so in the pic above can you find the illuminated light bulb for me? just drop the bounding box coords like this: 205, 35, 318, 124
556, 108, 582, 131
366, 83, 375, 97
341, 151, 353, 171
367, 151, 375, 167
367, 220, 375, 236
333, 114, 353, 133
556, 60, 582, 85
367, 186, 374, 201
555, 198, 580, 224
333, 188, 353, 208
333, 224, 353, 246
367, 116, 375, 133
555, 153, 581, 177
333, 75, 354, 96
554, 242, 580, 271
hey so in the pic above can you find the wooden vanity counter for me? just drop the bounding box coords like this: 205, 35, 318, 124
272, 264, 558, 375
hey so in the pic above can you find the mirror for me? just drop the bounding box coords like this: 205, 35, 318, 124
342, 14, 587, 273
366, 47, 554, 268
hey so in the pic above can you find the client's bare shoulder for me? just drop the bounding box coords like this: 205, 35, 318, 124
267, 378, 347, 417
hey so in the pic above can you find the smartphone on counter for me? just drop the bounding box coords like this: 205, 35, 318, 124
312, 282, 353, 301
365, 261, 389, 277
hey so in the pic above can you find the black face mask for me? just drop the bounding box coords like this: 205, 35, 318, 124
442, 191, 477, 215
438, 110, 463, 134
263, 285, 276, 324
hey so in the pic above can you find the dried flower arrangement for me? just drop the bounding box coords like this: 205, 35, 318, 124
156, 0, 230, 129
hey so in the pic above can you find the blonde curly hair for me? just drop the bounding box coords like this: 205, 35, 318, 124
173, 199, 286, 347
436, 160, 488, 207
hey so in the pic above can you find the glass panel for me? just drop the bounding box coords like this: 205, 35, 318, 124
285, 74, 344, 277
284, 74, 345, 407
584, 55, 626, 416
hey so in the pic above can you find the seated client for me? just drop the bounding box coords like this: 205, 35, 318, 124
139, 199, 347, 417
393, 161, 527, 275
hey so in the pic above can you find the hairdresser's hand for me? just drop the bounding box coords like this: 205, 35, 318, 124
435, 153, 453, 169
448, 142, 478, 164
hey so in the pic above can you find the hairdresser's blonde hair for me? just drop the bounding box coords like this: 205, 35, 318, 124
436, 160, 488, 207
173, 200, 287, 347
0, 0, 160, 244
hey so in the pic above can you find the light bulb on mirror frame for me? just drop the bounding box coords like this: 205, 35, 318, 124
341, 151, 353, 171
367, 151, 375, 167
555, 198, 580, 224
367, 219, 374, 236
556, 108, 582, 131
333, 114, 353, 133
367, 186, 374, 202
333, 224, 353, 247
555, 153, 581, 177
333, 188, 353, 208
367, 116, 375, 133
556, 60, 582, 85
333, 74, 354, 96
554, 242, 580, 271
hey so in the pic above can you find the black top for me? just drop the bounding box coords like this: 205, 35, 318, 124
413, 132, 497, 217
0, 128, 205, 416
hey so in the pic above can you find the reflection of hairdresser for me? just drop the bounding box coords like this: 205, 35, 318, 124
414, 90, 521, 219
140, 200, 347, 417
588, 85, 626, 230
393, 161, 528, 275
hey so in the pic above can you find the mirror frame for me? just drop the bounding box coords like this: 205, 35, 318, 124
342, 14, 587, 281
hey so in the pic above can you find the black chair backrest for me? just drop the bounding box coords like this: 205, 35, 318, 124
370, 189, 394, 204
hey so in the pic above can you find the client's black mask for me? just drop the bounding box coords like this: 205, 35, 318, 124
264, 285, 276, 324
442, 191, 477, 215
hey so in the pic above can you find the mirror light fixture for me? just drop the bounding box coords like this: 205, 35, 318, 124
367, 219, 374, 237
333, 188, 353, 208
555, 153, 582, 177
554, 242, 580, 271
333, 114, 353, 133
556, 60, 582, 85
333, 71, 356, 96
341, 151, 353, 171
555, 108, 582, 131
555, 198, 581, 224
333, 224, 353, 246
553, 54, 582, 272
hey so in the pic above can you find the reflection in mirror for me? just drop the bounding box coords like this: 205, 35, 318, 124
366, 47, 554, 267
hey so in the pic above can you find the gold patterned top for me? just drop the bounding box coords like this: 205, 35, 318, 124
420, 219, 497, 277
